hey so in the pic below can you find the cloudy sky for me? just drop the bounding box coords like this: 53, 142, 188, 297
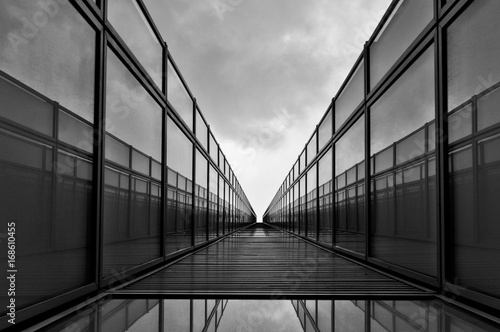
144, 0, 392, 219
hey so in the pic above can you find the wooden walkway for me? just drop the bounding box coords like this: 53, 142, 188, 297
112, 224, 434, 299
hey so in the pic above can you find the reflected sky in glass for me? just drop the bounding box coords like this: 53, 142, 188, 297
108, 0, 163, 87
40, 298, 500, 332
0, 0, 95, 122
370, 46, 435, 156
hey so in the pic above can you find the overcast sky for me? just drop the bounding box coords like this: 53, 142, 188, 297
145, 0, 392, 219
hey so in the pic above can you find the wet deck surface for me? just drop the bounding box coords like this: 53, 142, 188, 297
112, 224, 434, 298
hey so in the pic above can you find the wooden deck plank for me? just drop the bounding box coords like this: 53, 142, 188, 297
113, 224, 434, 298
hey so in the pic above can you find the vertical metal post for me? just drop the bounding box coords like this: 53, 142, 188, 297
437, 24, 449, 289
332, 98, 337, 248
191, 98, 196, 247
364, 44, 371, 260
162, 42, 169, 260
316, 126, 320, 241
96, 31, 107, 288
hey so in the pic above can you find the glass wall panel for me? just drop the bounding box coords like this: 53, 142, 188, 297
293, 162, 298, 182
164, 300, 190, 330
447, 0, 500, 111
196, 109, 208, 150
229, 188, 234, 232
318, 148, 333, 245
0, 1, 96, 307
108, 0, 163, 87
0, 0, 96, 122
447, 0, 500, 296
105, 50, 162, 162
131, 149, 150, 176
105, 135, 129, 168
218, 175, 225, 235
335, 116, 365, 254
477, 87, 500, 131
285, 191, 290, 231
307, 133, 317, 166
300, 151, 306, 174
334, 301, 365, 331
0, 76, 53, 136
317, 301, 332, 331
167, 60, 193, 129
370, 46, 436, 276
335, 60, 364, 131
395, 127, 426, 165
371, 47, 435, 155
373, 147, 393, 174
103, 48, 162, 278
307, 164, 317, 240
224, 182, 229, 234
219, 150, 224, 172
209, 164, 218, 239
319, 108, 333, 150
293, 183, 299, 232
0, 129, 93, 309
209, 134, 218, 164
448, 104, 472, 144
299, 176, 306, 235
58, 110, 93, 153
166, 117, 193, 254
369, 0, 433, 89
0, 0, 255, 322
195, 150, 208, 244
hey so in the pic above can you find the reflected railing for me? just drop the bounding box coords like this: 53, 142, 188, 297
165, 166, 254, 254
266, 120, 438, 265
448, 81, 500, 296
41, 298, 500, 332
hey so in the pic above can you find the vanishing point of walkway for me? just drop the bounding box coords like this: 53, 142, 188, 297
112, 224, 434, 299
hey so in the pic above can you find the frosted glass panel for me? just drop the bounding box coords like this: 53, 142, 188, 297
448, 104, 472, 143
336, 61, 364, 131
370, 0, 433, 89
108, 0, 163, 87
319, 108, 332, 149
336, 116, 365, 176
167, 60, 193, 129
307, 133, 317, 165
196, 110, 208, 150
167, 116, 192, 180
0, 76, 53, 136
0, 0, 95, 122
447, 0, 500, 111
106, 49, 162, 161
477, 87, 500, 131
59, 110, 93, 153
371, 46, 435, 155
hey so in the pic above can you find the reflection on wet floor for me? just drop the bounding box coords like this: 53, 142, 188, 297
37, 298, 500, 331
